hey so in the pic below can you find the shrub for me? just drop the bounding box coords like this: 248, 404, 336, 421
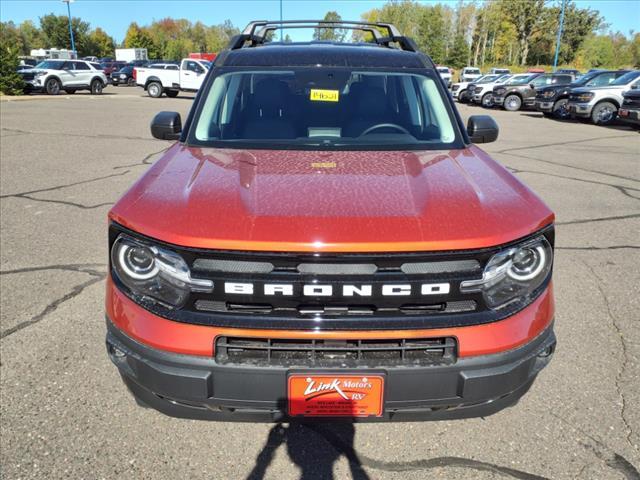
0, 46, 25, 95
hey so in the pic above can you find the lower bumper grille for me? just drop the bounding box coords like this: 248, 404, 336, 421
215, 336, 457, 367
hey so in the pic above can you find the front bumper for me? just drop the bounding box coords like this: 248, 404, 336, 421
535, 100, 554, 112
618, 108, 640, 125
493, 95, 505, 105
568, 102, 593, 117
106, 317, 556, 422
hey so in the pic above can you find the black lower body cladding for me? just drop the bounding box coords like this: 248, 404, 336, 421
106, 318, 556, 422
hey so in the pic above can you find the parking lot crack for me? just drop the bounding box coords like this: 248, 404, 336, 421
0, 127, 154, 142
113, 146, 170, 170
556, 213, 640, 226
0, 170, 130, 199
307, 424, 550, 479
497, 149, 640, 184
581, 260, 636, 452
556, 245, 640, 251
0, 264, 106, 339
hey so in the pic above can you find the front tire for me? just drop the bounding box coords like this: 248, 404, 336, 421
90, 79, 103, 95
552, 99, 571, 120
127, 78, 135, 87
458, 90, 469, 103
591, 101, 617, 125
45, 78, 61, 95
165, 90, 179, 98
504, 94, 522, 111
147, 81, 163, 98
481, 93, 493, 108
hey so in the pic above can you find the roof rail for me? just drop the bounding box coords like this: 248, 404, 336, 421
227, 20, 418, 52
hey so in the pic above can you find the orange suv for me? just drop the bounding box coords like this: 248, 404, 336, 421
106, 20, 556, 422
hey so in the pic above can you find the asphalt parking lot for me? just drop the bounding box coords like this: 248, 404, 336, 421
1, 86, 639, 479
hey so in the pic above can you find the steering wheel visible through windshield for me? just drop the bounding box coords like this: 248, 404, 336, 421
191, 69, 460, 150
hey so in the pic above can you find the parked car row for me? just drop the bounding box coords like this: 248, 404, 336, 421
17, 59, 108, 95
451, 69, 640, 127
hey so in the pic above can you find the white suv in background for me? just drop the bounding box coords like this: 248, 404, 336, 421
460, 67, 482, 82
472, 73, 529, 107
18, 59, 108, 95
436, 66, 452, 88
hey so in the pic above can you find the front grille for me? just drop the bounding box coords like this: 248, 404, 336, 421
215, 336, 457, 367
623, 95, 640, 108
20, 72, 35, 81
474, 87, 483, 94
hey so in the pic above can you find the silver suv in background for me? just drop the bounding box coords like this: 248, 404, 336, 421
568, 70, 640, 125
18, 59, 108, 95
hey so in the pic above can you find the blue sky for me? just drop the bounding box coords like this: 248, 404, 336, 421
1, 0, 637, 43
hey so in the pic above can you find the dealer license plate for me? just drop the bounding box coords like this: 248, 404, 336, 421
288, 374, 384, 417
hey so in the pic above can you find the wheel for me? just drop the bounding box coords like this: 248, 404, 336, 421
127, 77, 135, 87
147, 81, 163, 98
481, 93, 493, 108
458, 90, 469, 103
552, 99, 571, 120
64, 89, 76, 94
542, 112, 553, 118
165, 90, 179, 98
45, 78, 61, 95
90, 79, 103, 95
503, 94, 522, 111
591, 101, 617, 125
112, 83, 118, 87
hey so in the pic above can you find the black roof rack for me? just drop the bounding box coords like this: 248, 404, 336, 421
227, 20, 418, 52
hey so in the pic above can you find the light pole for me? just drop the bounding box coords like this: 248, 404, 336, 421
279, 0, 283, 41
552, 0, 567, 72
62, 0, 76, 55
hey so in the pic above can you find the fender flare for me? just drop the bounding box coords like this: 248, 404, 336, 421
593, 97, 620, 109
144, 77, 163, 90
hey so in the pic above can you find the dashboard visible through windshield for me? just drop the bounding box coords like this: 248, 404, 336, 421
190, 69, 461, 150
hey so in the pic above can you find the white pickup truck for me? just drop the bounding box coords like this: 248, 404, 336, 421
134, 58, 211, 98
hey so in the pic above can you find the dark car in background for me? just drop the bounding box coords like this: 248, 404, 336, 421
617, 89, 640, 127
535, 70, 629, 119
101, 61, 127, 80
493, 73, 574, 111
110, 65, 136, 86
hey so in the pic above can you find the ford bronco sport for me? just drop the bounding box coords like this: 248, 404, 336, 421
106, 20, 556, 422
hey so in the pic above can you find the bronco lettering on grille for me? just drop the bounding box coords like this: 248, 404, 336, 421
222, 282, 451, 297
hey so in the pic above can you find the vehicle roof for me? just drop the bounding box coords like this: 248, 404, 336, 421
218, 43, 428, 69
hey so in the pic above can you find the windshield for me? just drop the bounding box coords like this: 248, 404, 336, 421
35, 60, 65, 70
465, 68, 480, 74
505, 74, 536, 86
192, 69, 460, 150
612, 71, 640, 86
437, 67, 449, 73
477, 74, 500, 83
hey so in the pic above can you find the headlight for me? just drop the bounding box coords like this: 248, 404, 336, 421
542, 90, 556, 99
111, 234, 212, 308
460, 235, 553, 309
575, 92, 594, 102
120, 74, 127, 79
495, 88, 506, 95
34, 71, 46, 78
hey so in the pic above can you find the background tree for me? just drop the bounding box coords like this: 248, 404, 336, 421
87, 27, 114, 58
313, 11, 347, 42
0, 45, 25, 95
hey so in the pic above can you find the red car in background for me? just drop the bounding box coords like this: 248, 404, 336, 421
101, 61, 127, 80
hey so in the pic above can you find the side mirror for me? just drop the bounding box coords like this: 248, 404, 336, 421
151, 111, 182, 141
467, 115, 499, 144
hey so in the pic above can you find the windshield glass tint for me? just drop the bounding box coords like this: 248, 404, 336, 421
193, 70, 458, 149
478, 75, 500, 83
612, 71, 640, 85
35, 60, 65, 69
465, 69, 480, 74
505, 74, 536, 85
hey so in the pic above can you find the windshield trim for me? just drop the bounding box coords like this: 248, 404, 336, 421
184, 66, 467, 151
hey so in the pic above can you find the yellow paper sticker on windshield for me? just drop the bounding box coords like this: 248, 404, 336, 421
310, 89, 339, 102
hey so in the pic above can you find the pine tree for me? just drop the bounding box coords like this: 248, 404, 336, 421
0, 45, 25, 95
